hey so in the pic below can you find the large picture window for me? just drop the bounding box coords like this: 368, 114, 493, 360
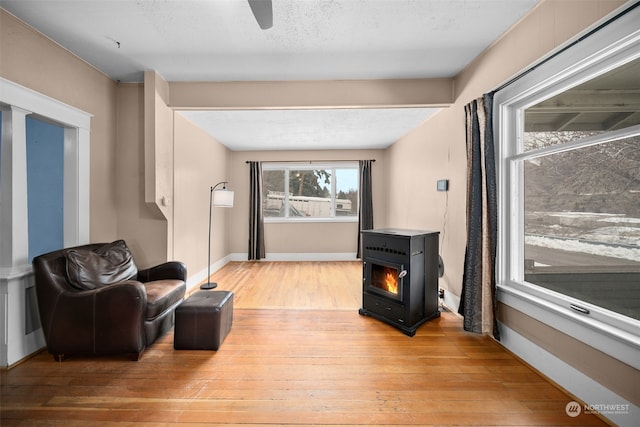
520, 57, 640, 321
507, 58, 640, 325
262, 162, 359, 221
494, 6, 640, 364
522, 125, 640, 321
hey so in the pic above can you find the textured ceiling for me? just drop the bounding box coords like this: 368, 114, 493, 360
180, 107, 439, 151
2, 0, 541, 150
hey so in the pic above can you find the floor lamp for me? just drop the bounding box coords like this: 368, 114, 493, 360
201, 181, 234, 290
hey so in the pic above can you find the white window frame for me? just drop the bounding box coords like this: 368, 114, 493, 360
494, 7, 640, 369
1, 78, 91, 256
262, 162, 359, 223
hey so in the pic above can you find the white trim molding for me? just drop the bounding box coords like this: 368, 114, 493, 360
0, 78, 91, 130
187, 255, 233, 292
499, 322, 639, 427
498, 285, 640, 370
0, 78, 92, 367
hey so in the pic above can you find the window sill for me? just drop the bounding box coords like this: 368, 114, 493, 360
497, 283, 640, 370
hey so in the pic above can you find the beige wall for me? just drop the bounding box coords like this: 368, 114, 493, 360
228, 150, 387, 257
143, 72, 174, 218
142, 71, 174, 261
115, 84, 168, 268
173, 112, 232, 280
169, 79, 453, 109
387, 109, 465, 301
0, 9, 119, 243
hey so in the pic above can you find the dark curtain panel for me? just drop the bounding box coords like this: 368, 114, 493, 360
357, 160, 374, 259
459, 92, 500, 340
248, 161, 265, 261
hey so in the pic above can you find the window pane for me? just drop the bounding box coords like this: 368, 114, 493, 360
26, 116, 65, 261
288, 169, 332, 217
524, 57, 640, 151
262, 164, 359, 220
263, 169, 285, 217
335, 168, 358, 216
523, 136, 640, 320
288, 169, 331, 198
524, 130, 600, 151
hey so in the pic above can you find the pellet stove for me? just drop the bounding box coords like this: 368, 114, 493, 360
359, 228, 440, 336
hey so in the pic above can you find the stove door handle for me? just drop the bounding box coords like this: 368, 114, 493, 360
398, 270, 407, 279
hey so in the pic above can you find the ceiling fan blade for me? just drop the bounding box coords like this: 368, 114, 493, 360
248, 0, 273, 30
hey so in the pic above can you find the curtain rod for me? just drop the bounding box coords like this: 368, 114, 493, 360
245, 159, 375, 164
492, 2, 639, 94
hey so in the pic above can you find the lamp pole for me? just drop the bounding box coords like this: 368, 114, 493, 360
201, 181, 228, 290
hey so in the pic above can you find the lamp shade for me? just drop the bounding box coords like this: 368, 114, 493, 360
213, 189, 234, 208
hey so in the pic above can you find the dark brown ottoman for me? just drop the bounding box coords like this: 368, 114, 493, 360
174, 290, 233, 350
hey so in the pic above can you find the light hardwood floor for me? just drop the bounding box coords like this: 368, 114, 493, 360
208, 261, 363, 310
1, 262, 609, 426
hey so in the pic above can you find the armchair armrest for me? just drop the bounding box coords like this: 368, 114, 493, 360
137, 261, 187, 282
44, 281, 147, 357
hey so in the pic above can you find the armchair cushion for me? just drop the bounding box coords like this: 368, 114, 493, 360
65, 240, 138, 290
145, 279, 187, 319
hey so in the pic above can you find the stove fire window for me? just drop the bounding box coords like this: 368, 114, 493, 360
367, 261, 404, 301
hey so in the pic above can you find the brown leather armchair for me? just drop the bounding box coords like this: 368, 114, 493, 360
32, 240, 186, 361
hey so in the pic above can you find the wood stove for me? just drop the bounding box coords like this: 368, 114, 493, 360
359, 228, 440, 336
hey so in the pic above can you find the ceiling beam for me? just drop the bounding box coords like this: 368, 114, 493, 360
168, 78, 454, 110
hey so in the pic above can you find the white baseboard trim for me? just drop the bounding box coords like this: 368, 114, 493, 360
498, 322, 638, 427
229, 252, 359, 262
442, 288, 460, 313
186, 256, 232, 292
228, 253, 249, 262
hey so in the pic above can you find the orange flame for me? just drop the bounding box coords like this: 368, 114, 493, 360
384, 271, 398, 294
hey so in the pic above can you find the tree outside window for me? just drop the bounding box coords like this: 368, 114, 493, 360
263, 163, 358, 220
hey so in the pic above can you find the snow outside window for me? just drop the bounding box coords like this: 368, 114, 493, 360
521, 122, 640, 321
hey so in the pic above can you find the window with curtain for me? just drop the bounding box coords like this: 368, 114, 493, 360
262, 162, 359, 221
494, 7, 640, 355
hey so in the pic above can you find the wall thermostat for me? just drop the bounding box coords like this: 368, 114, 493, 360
437, 179, 449, 192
